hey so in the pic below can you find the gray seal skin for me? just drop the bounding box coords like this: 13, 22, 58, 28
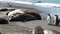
32, 26, 60, 34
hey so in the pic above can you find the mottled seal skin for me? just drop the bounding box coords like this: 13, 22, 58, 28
0, 18, 8, 24
32, 26, 60, 34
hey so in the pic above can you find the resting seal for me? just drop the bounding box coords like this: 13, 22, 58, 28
6, 9, 42, 21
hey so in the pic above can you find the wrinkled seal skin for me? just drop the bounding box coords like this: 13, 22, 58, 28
0, 18, 8, 24
10, 14, 36, 22
33, 26, 60, 34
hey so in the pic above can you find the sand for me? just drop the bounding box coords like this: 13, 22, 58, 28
0, 4, 60, 34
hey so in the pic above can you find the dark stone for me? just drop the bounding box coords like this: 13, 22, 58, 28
0, 8, 8, 11
0, 18, 8, 24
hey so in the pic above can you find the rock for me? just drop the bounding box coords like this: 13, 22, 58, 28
0, 18, 8, 24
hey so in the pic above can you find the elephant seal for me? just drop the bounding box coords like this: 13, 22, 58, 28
6, 9, 42, 21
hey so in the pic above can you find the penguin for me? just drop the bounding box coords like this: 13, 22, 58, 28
55, 15, 59, 26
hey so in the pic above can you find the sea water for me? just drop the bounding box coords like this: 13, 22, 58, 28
19, 0, 60, 4
1, 0, 60, 4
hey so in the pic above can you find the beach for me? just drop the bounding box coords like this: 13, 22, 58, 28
0, 3, 60, 34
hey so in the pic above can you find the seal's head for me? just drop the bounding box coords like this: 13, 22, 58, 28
32, 26, 44, 34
